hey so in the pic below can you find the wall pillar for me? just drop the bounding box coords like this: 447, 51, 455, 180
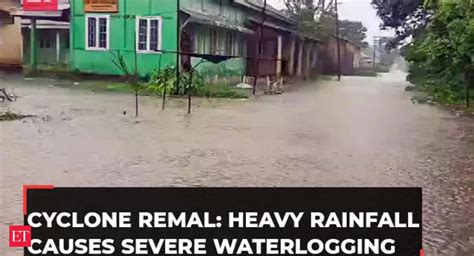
276, 35, 282, 78
30, 18, 37, 71
297, 40, 303, 77
288, 37, 295, 75
305, 44, 311, 77
312, 44, 318, 73
56, 31, 61, 63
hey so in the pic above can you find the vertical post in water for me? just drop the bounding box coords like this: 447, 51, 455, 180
134, 31, 139, 117
373, 37, 378, 72
56, 31, 61, 63
335, 0, 341, 81
30, 18, 37, 72
159, 55, 165, 110
188, 71, 193, 115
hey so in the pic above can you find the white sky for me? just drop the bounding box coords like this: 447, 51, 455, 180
268, 0, 394, 42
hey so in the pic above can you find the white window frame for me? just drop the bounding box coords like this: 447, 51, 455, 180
136, 16, 163, 54
85, 14, 110, 51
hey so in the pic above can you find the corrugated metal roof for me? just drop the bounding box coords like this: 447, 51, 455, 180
247, 16, 296, 32
232, 0, 296, 25
182, 8, 254, 34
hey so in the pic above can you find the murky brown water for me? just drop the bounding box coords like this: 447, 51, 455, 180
1, 71, 473, 255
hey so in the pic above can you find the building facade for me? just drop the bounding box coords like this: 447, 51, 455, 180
70, 0, 252, 79
326, 36, 362, 75
22, 19, 70, 67
70, 0, 177, 76
69, 0, 321, 81
15, 0, 340, 81
13, 0, 71, 71
0, 0, 22, 67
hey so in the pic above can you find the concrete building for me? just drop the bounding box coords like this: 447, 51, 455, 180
325, 36, 362, 75
0, 0, 22, 68
13, 0, 70, 71
21, 19, 70, 67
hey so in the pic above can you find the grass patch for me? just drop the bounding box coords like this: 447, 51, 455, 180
23, 70, 249, 99
195, 84, 248, 99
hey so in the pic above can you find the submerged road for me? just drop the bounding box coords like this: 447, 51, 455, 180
1, 71, 473, 255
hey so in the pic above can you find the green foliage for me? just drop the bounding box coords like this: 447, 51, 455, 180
145, 65, 248, 99
338, 20, 369, 47
283, 0, 336, 42
146, 65, 205, 95
404, 0, 473, 105
200, 63, 242, 79
147, 66, 179, 95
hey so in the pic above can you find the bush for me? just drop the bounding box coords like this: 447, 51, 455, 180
147, 66, 206, 96
145, 66, 247, 99
404, 0, 473, 106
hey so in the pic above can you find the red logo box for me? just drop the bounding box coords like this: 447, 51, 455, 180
9, 226, 31, 247
23, 0, 59, 11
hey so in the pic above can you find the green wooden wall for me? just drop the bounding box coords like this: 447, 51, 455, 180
70, 0, 247, 79
70, 0, 178, 76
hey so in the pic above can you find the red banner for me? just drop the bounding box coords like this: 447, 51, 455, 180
23, 0, 59, 11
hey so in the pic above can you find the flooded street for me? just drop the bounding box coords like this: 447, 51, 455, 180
1, 71, 473, 255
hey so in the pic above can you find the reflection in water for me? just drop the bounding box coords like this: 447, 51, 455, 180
1, 73, 473, 255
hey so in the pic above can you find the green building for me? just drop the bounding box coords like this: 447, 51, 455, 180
69, 0, 253, 79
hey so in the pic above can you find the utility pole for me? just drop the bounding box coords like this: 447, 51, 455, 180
175, 0, 181, 99
373, 36, 381, 72
335, 0, 341, 81
252, 0, 267, 95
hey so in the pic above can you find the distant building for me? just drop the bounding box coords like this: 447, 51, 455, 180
325, 36, 362, 75
359, 52, 373, 68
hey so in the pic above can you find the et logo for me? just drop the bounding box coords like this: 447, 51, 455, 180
9, 226, 31, 247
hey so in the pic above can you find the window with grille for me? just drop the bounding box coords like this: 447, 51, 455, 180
136, 17, 162, 53
86, 15, 109, 50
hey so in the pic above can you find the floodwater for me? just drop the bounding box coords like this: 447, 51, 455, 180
1, 71, 473, 255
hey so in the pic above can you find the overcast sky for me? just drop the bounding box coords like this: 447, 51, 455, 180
268, 0, 394, 43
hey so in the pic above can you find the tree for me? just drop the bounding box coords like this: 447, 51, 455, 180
283, 0, 335, 17
404, 0, 473, 106
371, 0, 432, 46
338, 20, 369, 47
282, 0, 336, 40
